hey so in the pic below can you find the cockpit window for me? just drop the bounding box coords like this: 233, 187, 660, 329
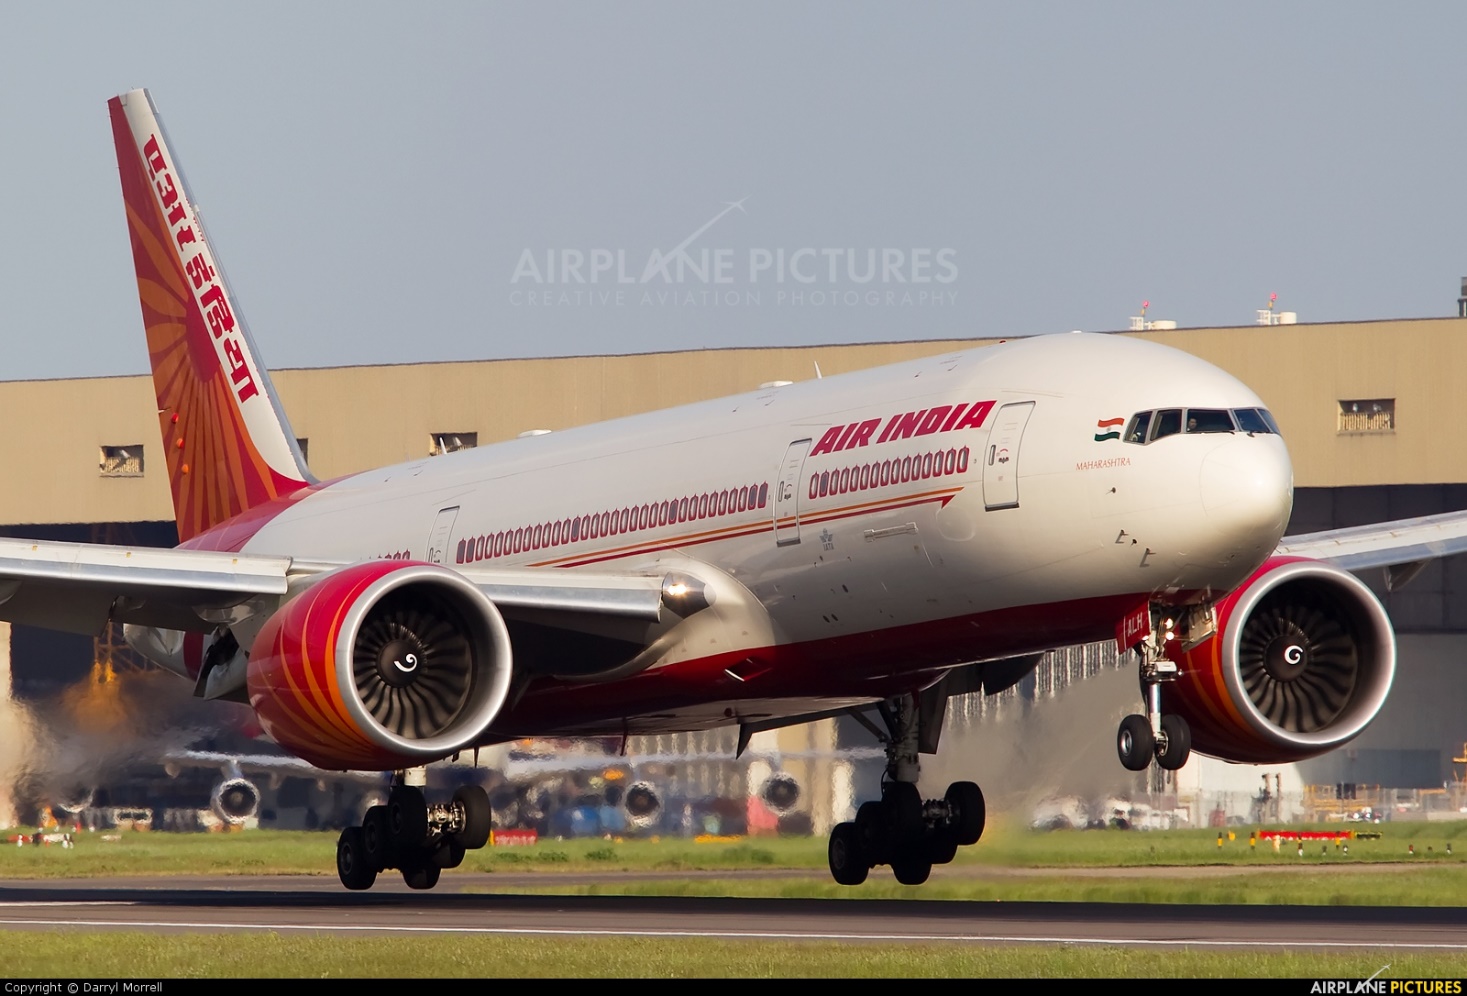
1185, 408, 1235, 433
1125, 407, 1280, 444
1233, 408, 1271, 434
1150, 408, 1183, 441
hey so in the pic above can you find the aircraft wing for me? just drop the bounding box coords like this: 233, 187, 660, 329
0, 536, 679, 636
1276, 509, 1467, 589
0, 536, 293, 634
171, 749, 388, 783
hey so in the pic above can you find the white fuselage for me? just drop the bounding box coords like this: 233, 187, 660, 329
168, 333, 1293, 739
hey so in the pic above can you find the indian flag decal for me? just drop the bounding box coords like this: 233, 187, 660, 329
1094, 417, 1124, 442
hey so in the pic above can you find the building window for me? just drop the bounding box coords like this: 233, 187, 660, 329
1337, 399, 1394, 434
100, 445, 144, 477
429, 432, 478, 456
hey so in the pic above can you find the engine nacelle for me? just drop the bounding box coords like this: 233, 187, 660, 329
55, 786, 96, 816
623, 780, 662, 829
211, 777, 260, 824
760, 772, 801, 814
1166, 556, 1396, 763
247, 561, 513, 770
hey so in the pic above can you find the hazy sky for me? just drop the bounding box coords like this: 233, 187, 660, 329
3, 2, 1465, 382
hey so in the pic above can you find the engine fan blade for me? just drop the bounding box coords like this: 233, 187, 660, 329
350, 588, 476, 740
1238, 594, 1360, 734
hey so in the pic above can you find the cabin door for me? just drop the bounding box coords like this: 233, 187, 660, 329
982, 402, 1035, 511
426, 505, 461, 563
773, 439, 812, 545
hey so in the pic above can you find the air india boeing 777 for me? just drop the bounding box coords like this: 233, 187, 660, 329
1, 89, 1460, 889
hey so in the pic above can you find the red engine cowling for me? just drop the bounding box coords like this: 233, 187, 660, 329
246, 560, 513, 770
1165, 556, 1396, 764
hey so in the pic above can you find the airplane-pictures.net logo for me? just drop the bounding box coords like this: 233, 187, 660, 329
1310, 979, 1461, 994
509, 199, 958, 309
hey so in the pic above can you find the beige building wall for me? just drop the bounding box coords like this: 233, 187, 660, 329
0, 375, 170, 525
267, 339, 981, 484
0, 621, 14, 829
3, 317, 1465, 526
1134, 318, 1467, 489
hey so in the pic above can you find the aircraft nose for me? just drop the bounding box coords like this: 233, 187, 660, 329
1199, 436, 1294, 548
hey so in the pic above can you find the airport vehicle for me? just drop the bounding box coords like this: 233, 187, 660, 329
0, 89, 1456, 889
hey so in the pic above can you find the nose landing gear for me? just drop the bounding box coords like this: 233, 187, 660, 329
826, 692, 988, 886
1117, 616, 1193, 772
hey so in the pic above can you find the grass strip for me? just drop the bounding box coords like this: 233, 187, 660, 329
0, 930, 1459, 978
468, 866, 1467, 905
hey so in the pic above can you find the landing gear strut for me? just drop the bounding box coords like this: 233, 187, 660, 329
827, 692, 987, 886
1117, 617, 1192, 772
335, 773, 494, 891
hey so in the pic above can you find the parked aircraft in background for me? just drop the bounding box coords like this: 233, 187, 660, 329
2, 88, 1462, 889
491, 737, 883, 839
45, 751, 334, 830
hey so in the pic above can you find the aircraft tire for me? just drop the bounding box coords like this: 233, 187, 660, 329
926, 833, 959, 866
1117, 714, 1154, 772
362, 806, 392, 870
336, 827, 376, 891
945, 781, 986, 846
892, 855, 932, 886
452, 785, 492, 850
1157, 714, 1192, 770
854, 801, 886, 863
828, 822, 869, 886
388, 785, 429, 847
431, 836, 467, 869
401, 860, 441, 890
883, 782, 923, 843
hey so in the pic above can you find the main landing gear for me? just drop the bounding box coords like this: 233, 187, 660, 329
336, 777, 493, 891
827, 692, 987, 886
1116, 621, 1192, 773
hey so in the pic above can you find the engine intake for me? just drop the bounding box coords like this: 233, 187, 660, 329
623, 780, 662, 829
760, 772, 801, 814
247, 561, 513, 770
1167, 557, 1395, 763
211, 777, 260, 824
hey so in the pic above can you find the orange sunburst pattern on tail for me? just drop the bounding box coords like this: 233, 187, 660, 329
110, 95, 307, 542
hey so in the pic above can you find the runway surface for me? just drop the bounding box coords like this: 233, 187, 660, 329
2, 875, 1466, 949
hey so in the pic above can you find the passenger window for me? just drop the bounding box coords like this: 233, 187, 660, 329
1233, 408, 1270, 434
1125, 411, 1152, 444
1151, 409, 1183, 440
1185, 409, 1235, 433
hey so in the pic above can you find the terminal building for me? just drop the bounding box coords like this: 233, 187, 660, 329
2, 315, 1466, 828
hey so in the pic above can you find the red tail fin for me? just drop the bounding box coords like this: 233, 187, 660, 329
109, 90, 311, 542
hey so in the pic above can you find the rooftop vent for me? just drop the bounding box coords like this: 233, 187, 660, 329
429, 432, 477, 456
